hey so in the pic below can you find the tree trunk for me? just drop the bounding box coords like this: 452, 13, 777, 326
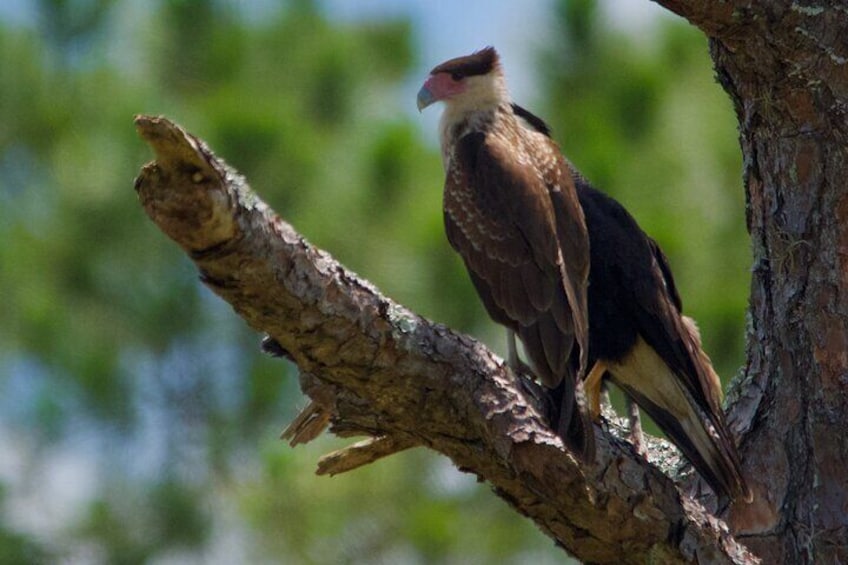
656, 1, 848, 562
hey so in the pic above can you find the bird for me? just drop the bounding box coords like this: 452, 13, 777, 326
417, 46, 594, 461
418, 46, 751, 502
574, 172, 751, 501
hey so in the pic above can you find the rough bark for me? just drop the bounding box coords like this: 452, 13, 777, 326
652, 1, 848, 563
133, 115, 757, 564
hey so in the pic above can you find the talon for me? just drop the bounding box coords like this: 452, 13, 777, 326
626, 395, 645, 455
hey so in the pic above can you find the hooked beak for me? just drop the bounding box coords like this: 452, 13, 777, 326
416, 84, 437, 112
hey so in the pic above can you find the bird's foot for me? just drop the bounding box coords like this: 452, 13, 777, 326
626, 395, 645, 456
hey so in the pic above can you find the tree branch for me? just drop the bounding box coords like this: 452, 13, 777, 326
649, 0, 750, 40
317, 435, 416, 477
133, 115, 757, 564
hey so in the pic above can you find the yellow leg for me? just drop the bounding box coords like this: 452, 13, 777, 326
584, 361, 607, 422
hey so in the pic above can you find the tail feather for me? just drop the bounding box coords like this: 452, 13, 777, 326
507, 327, 594, 462
609, 336, 750, 501
550, 376, 595, 463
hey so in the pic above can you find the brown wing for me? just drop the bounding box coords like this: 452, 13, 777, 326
444, 129, 592, 458
511, 105, 590, 377
444, 130, 587, 385
549, 159, 590, 378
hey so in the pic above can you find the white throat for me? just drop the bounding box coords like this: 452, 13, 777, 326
437, 72, 511, 168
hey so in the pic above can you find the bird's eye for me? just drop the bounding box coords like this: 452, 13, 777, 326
450, 72, 464, 81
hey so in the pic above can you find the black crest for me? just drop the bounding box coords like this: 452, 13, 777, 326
430, 46, 499, 78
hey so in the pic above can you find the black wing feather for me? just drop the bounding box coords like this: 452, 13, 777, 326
576, 175, 748, 499
577, 180, 695, 384
511, 103, 553, 137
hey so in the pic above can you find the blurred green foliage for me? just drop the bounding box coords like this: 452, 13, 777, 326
0, 0, 747, 562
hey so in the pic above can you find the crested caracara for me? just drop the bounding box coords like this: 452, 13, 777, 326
418, 47, 750, 501
417, 47, 593, 460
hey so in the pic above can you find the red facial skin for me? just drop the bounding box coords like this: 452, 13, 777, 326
424, 72, 466, 100
417, 72, 467, 109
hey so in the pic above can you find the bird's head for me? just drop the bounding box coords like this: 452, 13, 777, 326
417, 47, 508, 115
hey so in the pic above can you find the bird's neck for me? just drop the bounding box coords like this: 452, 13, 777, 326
439, 103, 513, 170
